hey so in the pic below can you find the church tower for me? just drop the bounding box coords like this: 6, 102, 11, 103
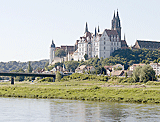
84, 22, 89, 33
111, 10, 121, 40
49, 40, 56, 65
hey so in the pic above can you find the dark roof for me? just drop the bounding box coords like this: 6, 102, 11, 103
121, 40, 128, 49
133, 40, 160, 49
51, 40, 55, 48
105, 29, 118, 36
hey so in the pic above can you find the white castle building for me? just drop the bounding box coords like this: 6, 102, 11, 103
73, 10, 128, 61
49, 10, 128, 64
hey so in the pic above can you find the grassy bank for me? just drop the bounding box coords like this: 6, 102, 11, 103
1, 80, 160, 104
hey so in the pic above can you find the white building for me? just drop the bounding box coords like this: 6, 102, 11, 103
73, 10, 127, 61
150, 63, 160, 76
49, 40, 55, 65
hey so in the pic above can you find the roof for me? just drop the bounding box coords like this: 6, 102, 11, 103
121, 40, 128, 49
111, 70, 124, 76
133, 40, 160, 49
104, 29, 118, 36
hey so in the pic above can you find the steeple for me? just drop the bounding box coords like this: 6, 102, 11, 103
113, 10, 115, 19
50, 39, 55, 48
84, 22, 88, 33
95, 27, 97, 37
116, 9, 119, 19
98, 25, 100, 33
124, 34, 126, 41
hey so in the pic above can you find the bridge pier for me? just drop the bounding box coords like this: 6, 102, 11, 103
11, 77, 14, 85
53, 77, 55, 82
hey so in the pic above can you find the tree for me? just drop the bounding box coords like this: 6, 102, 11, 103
84, 54, 88, 60
56, 71, 61, 82
64, 61, 79, 72
27, 61, 33, 73
55, 49, 66, 58
132, 65, 156, 83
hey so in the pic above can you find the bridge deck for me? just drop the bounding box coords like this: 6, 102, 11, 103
0, 72, 56, 77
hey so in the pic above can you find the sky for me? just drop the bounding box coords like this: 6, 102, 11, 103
0, 0, 160, 62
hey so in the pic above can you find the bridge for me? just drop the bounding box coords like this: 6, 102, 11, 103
0, 72, 56, 85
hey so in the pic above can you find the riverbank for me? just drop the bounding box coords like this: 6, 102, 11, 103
1, 80, 160, 103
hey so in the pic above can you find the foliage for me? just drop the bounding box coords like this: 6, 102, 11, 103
60, 73, 108, 82
38, 77, 53, 82
27, 61, 33, 73
11, 68, 25, 81
55, 49, 66, 58
0, 60, 48, 72
132, 65, 156, 83
56, 71, 62, 82
64, 61, 79, 72
84, 54, 88, 60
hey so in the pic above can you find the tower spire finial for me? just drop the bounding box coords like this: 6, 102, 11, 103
95, 27, 97, 37
113, 10, 115, 18
84, 22, 88, 33
98, 25, 100, 33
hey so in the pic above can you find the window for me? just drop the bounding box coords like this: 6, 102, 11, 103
104, 37, 105, 40
104, 47, 105, 50
104, 41, 105, 45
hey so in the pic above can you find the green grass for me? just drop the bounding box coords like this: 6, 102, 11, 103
1, 80, 160, 104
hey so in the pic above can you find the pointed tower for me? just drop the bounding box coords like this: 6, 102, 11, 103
95, 27, 97, 37
124, 33, 126, 41
111, 9, 121, 41
98, 25, 100, 33
84, 22, 88, 33
49, 40, 56, 65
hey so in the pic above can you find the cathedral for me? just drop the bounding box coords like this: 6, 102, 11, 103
49, 10, 128, 64
73, 10, 128, 61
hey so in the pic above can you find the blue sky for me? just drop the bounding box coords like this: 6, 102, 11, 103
0, 0, 160, 62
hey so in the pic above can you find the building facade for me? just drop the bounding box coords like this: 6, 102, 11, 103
74, 10, 127, 61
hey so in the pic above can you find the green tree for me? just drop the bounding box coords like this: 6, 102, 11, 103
84, 54, 88, 60
55, 49, 66, 58
132, 66, 142, 82
56, 71, 61, 82
132, 65, 156, 83
27, 61, 33, 73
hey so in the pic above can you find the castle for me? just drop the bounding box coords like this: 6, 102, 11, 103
49, 10, 128, 64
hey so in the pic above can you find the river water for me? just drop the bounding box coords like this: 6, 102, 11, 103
0, 98, 160, 122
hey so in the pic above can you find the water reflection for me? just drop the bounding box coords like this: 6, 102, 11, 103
0, 98, 160, 121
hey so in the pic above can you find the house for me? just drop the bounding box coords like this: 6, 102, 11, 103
129, 63, 160, 76
112, 64, 124, 71
149, 63, 160, 76
129, 64, 145, 71
111, 70, 124, 76
75, 65, 95, 73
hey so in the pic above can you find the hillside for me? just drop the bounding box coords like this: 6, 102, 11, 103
0, 60, 49, 72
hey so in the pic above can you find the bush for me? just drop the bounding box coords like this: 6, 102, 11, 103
38, 77, 53, 82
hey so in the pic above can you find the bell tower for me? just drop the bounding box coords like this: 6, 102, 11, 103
111, 9, 121, 41
49, 40, 56, 65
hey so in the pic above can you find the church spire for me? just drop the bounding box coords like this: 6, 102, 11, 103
113, 10, 115, 19
98, 25, 100, 33
116, 9, 119, 19
95, 27, 97, 37
124, 34, 126, 41
84, 22, 88, 33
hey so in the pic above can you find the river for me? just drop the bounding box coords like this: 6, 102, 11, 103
0, 97, 160, 122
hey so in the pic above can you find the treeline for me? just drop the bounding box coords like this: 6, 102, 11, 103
0, 60, 49, 72
49, 48, 160, 72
